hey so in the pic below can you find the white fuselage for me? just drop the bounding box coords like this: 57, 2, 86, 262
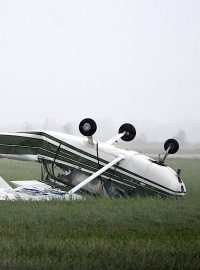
43, 132, 186, 197
0, 131, 186, 197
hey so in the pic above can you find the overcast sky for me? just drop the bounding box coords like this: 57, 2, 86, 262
0, 0, 199, 142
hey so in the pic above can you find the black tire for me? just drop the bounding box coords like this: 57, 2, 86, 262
79, 118, 97, 137
118, 123, 136, 141
164, 139, 179, 154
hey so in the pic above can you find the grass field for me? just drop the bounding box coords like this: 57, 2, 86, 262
0, 159, 200, 269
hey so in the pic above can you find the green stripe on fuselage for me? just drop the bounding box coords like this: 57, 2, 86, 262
26, 131, 108, 164
28, 132, 179, 194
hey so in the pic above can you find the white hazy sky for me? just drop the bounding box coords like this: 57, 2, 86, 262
0, 0, 199, 142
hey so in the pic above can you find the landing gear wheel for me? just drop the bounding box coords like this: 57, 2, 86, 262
118, 123, 136, 142
79, 118, 97, 137
164, 139, 179, 154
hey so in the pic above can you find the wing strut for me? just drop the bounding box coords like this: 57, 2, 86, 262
68, 155, 125, 195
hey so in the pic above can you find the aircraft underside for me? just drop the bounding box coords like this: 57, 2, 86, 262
39, 157, 181, 198
40, 159, 134, 197
0, 122, 186, 198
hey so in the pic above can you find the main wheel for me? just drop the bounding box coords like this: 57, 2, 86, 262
164, 139, 179, 154
79, 118, 97, 137
118, 123, 136, 141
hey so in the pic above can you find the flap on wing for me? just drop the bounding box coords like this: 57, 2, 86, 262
0, 176, 13, 190
11, 180, 52, 190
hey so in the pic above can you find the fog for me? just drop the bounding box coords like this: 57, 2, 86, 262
0, 0, 199, 143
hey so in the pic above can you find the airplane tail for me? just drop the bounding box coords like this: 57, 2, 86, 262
0, 176, 13, 190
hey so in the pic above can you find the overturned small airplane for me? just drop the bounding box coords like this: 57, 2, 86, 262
0, 118, 186, 200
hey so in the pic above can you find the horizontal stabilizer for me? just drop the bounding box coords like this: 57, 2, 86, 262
0, 176, 13, 190
11, 180, 52, 190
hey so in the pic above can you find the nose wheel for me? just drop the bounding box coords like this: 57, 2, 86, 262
159, 138, 179, 164
164, 139, 179, 154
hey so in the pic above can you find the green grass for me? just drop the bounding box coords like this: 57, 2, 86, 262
0, 159, 40, 182
0, 159, 200, 269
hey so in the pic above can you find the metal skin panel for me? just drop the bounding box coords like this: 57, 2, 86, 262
0, 131, 186, 197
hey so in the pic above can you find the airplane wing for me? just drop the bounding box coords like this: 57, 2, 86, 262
68, 155, 125, 195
